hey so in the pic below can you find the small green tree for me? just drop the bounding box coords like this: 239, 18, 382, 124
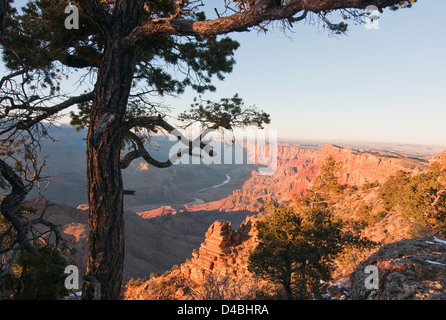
379, 163, 446, 237
312, 155, 343, 196
248, 202, 301, 300
248, 196, 369, 300
4, 246, 70, 300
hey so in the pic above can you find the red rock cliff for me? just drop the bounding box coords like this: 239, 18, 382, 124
187, 144, 428, 212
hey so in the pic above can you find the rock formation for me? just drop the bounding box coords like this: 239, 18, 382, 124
350, 237, 446, 300
22, 196, 248, 285
136, 205, 177, 219
123, 146, 444, 300
125, 212, 446, 300
316, 145, 426, 185
184, 217, 260, 284
123, 215, 265, 300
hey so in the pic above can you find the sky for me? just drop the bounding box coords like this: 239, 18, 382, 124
3, 0, 446, 146
173, 0, 446, 146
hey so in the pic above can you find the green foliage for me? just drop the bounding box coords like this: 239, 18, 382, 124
134, 34, 240, 96
178, 94, 270, 130
312, 155, 343, 196
127, 278, 146, 288
379, 170, 412, 211
379, 164, 446, 237
2, 0, 103, 93
327, 21, 348, 35
389, 0, 417, 10
1, 198, 73, 300
3, 246, 70, 300
361, 180, 380, 190
356, 204, 387, 227
249, 156, 446, 300
69, 97, 162, 132
249, 195, 370, 300
2, 1, 240, 97
2, 1, 251, 136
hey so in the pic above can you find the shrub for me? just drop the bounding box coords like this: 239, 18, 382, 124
379, 164, 446, 237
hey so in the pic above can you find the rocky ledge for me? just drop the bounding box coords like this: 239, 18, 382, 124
350, 237, 446, 300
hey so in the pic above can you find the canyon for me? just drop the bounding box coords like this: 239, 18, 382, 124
10, 124, 445, 299
180, 143, 428, 213
124, 147, 446, 300
22, 137, 437, 296
124, 145, 446, 300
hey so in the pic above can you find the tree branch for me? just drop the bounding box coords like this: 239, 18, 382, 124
125, 115, 216, 155
0, 158, 37, 255
121, 130, 173, 169
0, 69, 25, 89
121, 116, 216, 169
0, 91, 94, 135
59, 53, 102, 69
78, 0, 112, 31
121, 0, 406, 47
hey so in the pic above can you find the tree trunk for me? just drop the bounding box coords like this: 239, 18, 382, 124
81, 36, 137, 300
283, 276, 294, 300
79, 1, 145, 300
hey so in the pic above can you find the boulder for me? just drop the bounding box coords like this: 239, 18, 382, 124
351, 237, 446, 300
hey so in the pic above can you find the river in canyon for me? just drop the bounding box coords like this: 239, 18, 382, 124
184, 174, 231, 206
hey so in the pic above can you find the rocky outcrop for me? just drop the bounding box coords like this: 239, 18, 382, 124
350, 237, 446, 300
123, 215, 265, 300
183, 217, 260, 284
125, 215, 446, 300
23, 196, 247, 285
431, 150, 446, 170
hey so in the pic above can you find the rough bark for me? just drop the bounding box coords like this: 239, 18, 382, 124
81, 47, 134, 300
81, 48, 135, 300
81, 1, 144, 300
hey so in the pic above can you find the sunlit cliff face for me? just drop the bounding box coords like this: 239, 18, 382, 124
431, 150, 446, 170
138, 162, 149, 171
